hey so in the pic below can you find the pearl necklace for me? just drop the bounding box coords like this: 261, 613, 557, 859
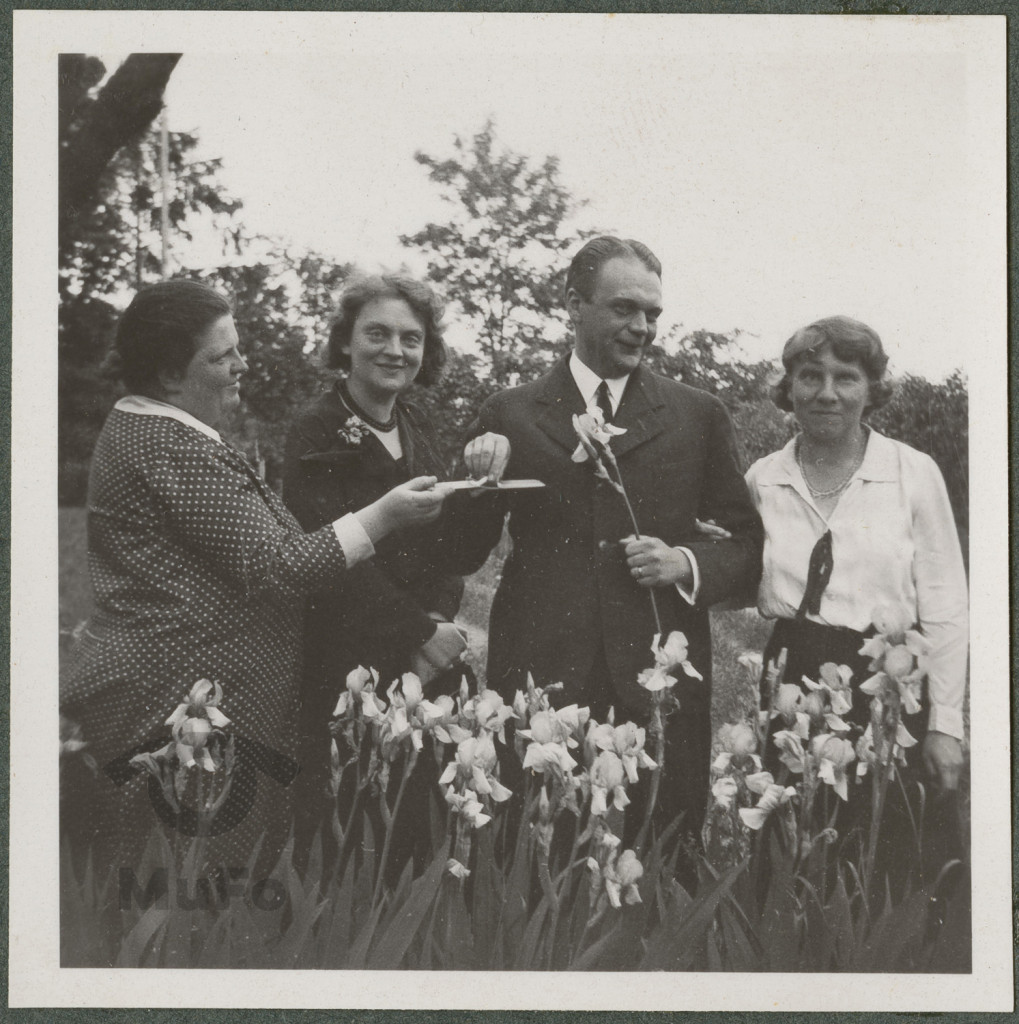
796, 436, 864, 499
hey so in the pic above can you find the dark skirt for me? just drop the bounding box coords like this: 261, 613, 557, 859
760, 617, 965, 898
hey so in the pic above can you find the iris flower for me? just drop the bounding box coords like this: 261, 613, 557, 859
590, 720, 657, 783
517, 709, 571, 746
460, 687, 516, 743
444, 787, 491, 829
811, 734, 856, 801
164, 679, 232, 771
522, 739, 578, 774
712, 721, 759, 773
589, 749, 630, 817
771, 729, 807, 774
739, 772, 797, 830
332, 665, 379, 718
380, 673, 447, 755
439, 734, 513, 802
428, 694, 472, 746
571, 404, 626, 464
802, 662, 854, 716
166, 678, 231, 733
588, 846, 644, 910
654, 631, 703, 680
638, 631, 703, 690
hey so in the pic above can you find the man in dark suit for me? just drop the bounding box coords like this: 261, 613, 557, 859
464, 236, 763, 837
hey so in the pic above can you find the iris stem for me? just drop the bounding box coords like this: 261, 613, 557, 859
601, 444, 663, 635
633, 703, 665, 857
371, 747, 420, 908
862, 701, 900, 907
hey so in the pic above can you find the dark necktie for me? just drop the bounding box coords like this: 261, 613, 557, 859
795, 529, 834, 620
595, 380, 614, 423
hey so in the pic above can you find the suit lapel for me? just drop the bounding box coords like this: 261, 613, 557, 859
606, 366, 666, 459
535, 357, 587, 454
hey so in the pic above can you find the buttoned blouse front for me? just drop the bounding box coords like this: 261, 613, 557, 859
745, 429, 968, 738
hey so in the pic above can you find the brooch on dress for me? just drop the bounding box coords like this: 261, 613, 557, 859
337, 415, 371, 447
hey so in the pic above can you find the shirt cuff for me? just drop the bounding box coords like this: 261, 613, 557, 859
672, 547, 701, 606
927, 703, 964, 741
333, 512, 375, 566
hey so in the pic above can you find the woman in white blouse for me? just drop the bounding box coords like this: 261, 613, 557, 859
745, 316, 968, 834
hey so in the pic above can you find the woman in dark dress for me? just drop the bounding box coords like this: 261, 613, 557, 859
61, 280, 446, 887
282, 274, 480, 868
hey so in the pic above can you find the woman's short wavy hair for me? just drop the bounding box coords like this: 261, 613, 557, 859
109, 279, 233, 396
325, 273, 447, 387
770, 315, 894, 414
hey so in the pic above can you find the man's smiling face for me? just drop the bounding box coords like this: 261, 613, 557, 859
568, 256, 663, 379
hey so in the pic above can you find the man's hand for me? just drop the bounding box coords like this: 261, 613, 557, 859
694, 518, 733, 540
922, 731, 964, 790
622, 535, 693, 588
463, 433, 511, 484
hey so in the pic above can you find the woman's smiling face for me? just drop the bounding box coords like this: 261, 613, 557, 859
790, 343, 871, 444
343, 297, 426, 401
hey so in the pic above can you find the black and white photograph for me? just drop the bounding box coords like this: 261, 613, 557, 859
9, 8, 1012, 1012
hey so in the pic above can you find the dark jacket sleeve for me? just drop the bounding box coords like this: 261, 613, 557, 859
281, 403, 438, 657
682, 396, 763, 608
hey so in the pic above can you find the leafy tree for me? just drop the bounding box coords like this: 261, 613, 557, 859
59, 53, 181, 240
641, 328, 785, 469
401, 120, 585, 387
200, 252, 353, 488
871, 371, 969, 546
59, 114, 245, 503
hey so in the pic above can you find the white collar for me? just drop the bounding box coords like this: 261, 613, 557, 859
115, 395, 224, 444
568, 351, 630, 413
756, 427, 898, 486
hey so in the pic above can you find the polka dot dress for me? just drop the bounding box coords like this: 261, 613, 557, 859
61, 408, 349, 878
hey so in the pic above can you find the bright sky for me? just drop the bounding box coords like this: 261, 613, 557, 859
111, 13, 1009, 381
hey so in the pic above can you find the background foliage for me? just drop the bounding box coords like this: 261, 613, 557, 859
58, 54, 969, 555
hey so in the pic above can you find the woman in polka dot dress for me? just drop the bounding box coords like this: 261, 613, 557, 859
282, 273, 490, 874
61, 280, 447, 881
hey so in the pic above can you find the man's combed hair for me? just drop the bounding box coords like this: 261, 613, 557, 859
326, 273, 447, 387
110, 279, 233, 396
771, 314, 895, 414
564, 236, 662, 302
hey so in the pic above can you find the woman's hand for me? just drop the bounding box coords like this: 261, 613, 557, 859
357, 476, 445, 543
411, 621, 468, 685
922, 731, 964, 790
622, 535, 693, 589
463, 433, 511, 484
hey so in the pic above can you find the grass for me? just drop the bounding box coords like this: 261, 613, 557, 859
60, 507, 767, 731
